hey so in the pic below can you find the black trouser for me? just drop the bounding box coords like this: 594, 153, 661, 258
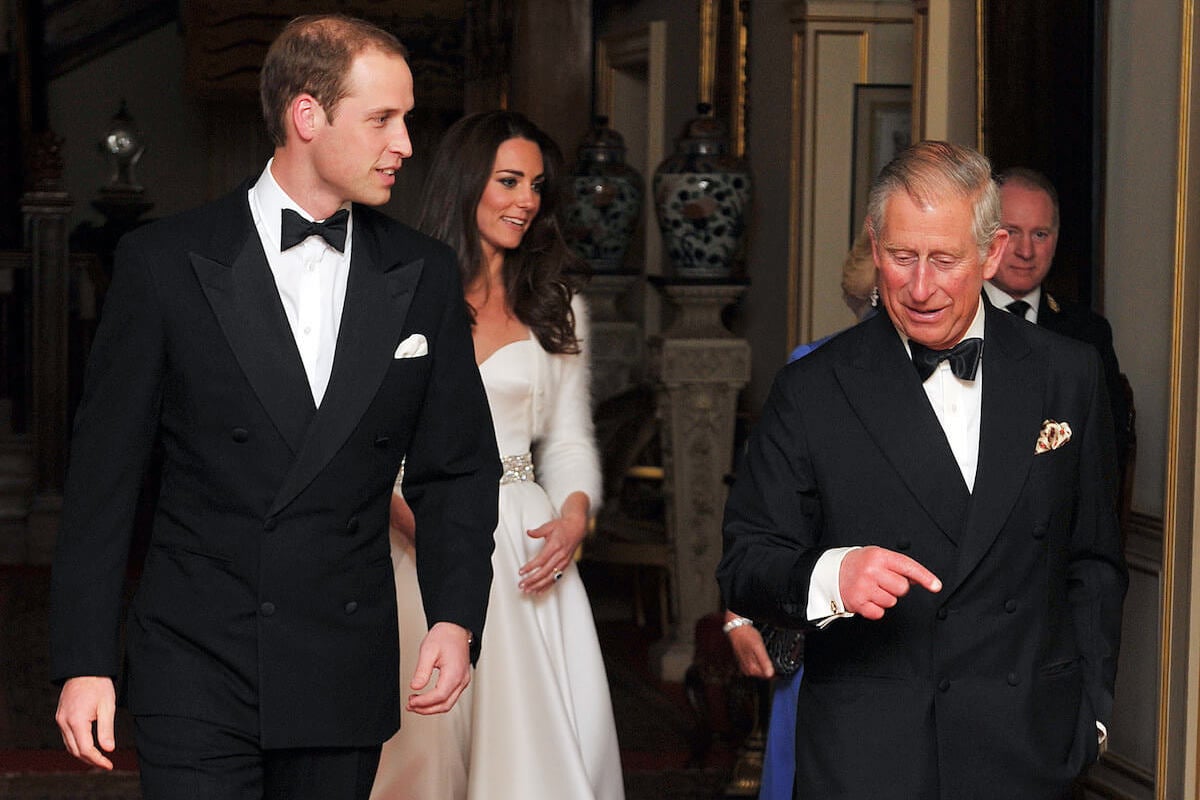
134, 715, 382, 800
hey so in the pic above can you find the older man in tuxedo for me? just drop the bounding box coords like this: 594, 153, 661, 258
718, 141, 1126, 799
50, 15, 499, 800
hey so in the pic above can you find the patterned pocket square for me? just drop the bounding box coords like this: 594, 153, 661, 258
393, 333, 428, 359
1035, 419, 1072, 453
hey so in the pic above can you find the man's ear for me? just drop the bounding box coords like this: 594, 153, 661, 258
289, 94, 322, 144
982, 228, 1008, 281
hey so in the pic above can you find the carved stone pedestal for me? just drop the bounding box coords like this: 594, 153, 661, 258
581, 271, 643, 402
648, 279, 750, 680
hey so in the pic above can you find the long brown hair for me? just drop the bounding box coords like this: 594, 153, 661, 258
416, 110, 585, 354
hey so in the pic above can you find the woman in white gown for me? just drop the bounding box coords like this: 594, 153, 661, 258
371, 110, 624, 800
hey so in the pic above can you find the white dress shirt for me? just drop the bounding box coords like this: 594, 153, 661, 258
984, 281, 1041, 324
248, 159, 352, 406
807, 300, 987, 624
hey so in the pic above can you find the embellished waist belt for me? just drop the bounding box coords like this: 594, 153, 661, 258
499, 452, 534, 485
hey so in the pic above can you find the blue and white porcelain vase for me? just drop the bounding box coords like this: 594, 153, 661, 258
563, 117, 644, 272
653, 104, 751, 279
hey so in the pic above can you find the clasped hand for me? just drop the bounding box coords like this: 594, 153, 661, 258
517, 516, 587, 594
838, 545, 942, 619
518, 491, 589, 595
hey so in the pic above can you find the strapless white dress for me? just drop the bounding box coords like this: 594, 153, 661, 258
372, 321, 623, 800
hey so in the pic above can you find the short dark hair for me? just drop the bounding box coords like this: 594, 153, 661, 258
259, 14, 408, 148
995, 166, 1060, 229
416, 110, 584, 355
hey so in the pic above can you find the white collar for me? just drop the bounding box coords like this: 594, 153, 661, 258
249, 158, 352, 252
983, 281, 1041, 315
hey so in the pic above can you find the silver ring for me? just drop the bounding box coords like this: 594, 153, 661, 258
553, 569, 564, 582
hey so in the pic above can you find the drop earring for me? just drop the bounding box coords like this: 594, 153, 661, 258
869, 286, 879, 308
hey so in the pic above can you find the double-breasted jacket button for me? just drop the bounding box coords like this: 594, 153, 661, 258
264, 517, 278, 532
231, 427, 249, 443
936, 607, 948, 621
1032, 523, 1047, 540
1004, 599, 1018, 613
374, 435, 390, 448
937, 678, 951, 692
346, 517, 360, 534
344, 601, 359, 614
1007, 672, 1020, 686
896, 538, 912, 551
260, 602, 276, 617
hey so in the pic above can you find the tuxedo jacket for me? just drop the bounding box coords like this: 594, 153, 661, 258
1036, 291, 1131, 471
718, 304, 1126, 799
49, 183, 501, 749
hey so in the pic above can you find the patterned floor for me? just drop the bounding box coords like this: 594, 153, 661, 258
0, 565, 737, 799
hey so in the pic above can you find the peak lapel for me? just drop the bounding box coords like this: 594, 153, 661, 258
832, 314, 970, 545
948, 305, 1043, 596
190, 211, 315, 455
269, 216, 424, 516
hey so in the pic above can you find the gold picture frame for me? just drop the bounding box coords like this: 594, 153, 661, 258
849, 83, 912, 244
699, 0, 749, 158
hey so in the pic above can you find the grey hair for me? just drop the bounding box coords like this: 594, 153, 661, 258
866, 140, 1001, 259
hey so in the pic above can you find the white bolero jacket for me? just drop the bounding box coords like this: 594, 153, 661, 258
531, 294, 603, 515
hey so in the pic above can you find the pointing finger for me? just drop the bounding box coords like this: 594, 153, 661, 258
889, 553, 942, 593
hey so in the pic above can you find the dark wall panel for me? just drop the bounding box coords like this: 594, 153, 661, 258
983, 0, 1104, 309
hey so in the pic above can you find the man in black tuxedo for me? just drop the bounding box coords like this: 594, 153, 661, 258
718, 141, 1126, 798
50, 15, 499, 800
983, 166, 1131, 472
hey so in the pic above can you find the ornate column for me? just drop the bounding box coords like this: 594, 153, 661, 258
24, 131, 71, 562
649, 278, 750, 680
581, 271, 643, 402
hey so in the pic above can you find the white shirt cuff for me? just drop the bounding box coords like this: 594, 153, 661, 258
808, 546, 861, 627
1097, 720, 1108, 754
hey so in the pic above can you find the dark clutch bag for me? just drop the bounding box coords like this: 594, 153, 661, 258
755, 622, 804, 676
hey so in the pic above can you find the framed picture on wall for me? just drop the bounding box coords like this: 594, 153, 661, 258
850, 84, 913, 244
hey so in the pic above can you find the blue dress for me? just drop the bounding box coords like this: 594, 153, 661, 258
758, 669, 802, 800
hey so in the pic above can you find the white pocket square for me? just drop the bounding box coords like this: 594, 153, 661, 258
393, 333, 428, 359
1035, 419, 1072, 453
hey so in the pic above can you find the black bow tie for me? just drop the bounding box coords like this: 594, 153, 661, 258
1006, 299, 1031, 318
910, 337, 983, 382
280, 208, 349, 252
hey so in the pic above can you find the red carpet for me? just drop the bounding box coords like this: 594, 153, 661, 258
0, 749, 139, 772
